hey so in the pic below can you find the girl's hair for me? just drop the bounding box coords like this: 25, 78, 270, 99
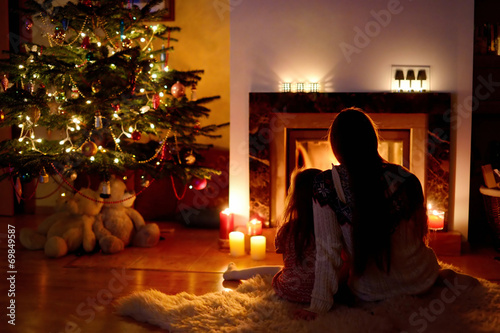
277, 168, 322, 262
328, 108, 397, 275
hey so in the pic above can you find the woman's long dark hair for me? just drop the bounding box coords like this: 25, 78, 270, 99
277, 168, 321, 262
329, 108, 397, 275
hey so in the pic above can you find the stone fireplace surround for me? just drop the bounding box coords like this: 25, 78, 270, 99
249, 92, 452, 229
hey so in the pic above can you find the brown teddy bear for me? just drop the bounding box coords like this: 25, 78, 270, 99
19, 188, 103, 258
93, 176, 160, 254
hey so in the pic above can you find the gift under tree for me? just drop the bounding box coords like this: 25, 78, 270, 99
0, 0, 223, 200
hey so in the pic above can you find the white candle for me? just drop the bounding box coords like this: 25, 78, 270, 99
229, 231, 245, 257
250, 235, 266, 260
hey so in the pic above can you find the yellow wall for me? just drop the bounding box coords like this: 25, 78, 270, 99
159, 0, 230, 150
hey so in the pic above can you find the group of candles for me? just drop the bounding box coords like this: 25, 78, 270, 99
219, 209, 266, 260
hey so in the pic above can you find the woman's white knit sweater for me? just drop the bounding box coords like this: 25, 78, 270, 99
307, 165, 440, 314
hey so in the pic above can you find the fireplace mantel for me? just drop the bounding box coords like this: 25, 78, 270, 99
249, 92, 452, 228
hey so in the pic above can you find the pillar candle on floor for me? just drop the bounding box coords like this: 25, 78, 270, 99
247, 218, 262, 235
219, 209, 234, 248
229, 231, 245, 257
250, 235, 266, 260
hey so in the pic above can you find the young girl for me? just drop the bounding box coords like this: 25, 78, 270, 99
223, 168, 322, 304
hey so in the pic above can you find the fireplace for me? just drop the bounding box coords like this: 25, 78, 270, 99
249, 92, 451, 228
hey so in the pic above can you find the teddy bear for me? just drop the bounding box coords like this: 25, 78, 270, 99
19, 188, 103, 258
93, 176, 160, 254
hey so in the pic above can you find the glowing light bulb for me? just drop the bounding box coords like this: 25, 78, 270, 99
86, 100, 91, 104
114, 158, 119, 163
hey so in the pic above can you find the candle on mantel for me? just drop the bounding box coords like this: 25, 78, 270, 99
229, 231, 245, 257
247, 218, 263, 236
250, 235, 266, 260
428, 209, 445, 230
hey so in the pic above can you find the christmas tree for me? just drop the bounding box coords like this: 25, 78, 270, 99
0, 0, 224, 198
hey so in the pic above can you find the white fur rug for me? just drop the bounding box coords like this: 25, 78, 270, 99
116, 274, 500, 333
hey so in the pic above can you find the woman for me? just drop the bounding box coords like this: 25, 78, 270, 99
296, 107, 445, 320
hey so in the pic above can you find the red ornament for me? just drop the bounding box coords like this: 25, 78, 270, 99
24, 17, 33, 31
132, 131, 141, 141
193, 121, 201, 133
81, 141, 98, 157
171, 81, 185, 98
1, 75, 9, 92
191, 177, 207, 190
81, 36, 90, 49
153, 94, 160, 109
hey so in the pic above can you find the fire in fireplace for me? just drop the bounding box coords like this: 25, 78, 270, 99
288, 128, 411, 190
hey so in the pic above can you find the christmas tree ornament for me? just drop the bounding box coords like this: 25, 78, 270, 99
70, 86, 79, 99
20, 172, 32, 183
193, 121, 201, 133
26, 81, 35, 94
39, 168, 49, 183
61, 18, 69, 31
81, 0, 92, 6
140, 175, 150, 187
53, 28, 66, 43
100, 180, 111, 198
1, 75, 9, 92
184, 152, 196, 165
132, 130, 141, 141
81, 36, 90, 49
171, 81, 185, 98
122, 38, 132, 49
191, 177, 207, 191
191, 83, 197, 101
86, 52, 95, 61
95, 112, 103, 129
67, 171, 78, 181
153, 94, 160, 109
91, 80, 102, 93
120, 20, 125, 40
29, 106, 41, 123
160, 44, 166, 62
24, 17, 33, 31
81, 141, 98, 157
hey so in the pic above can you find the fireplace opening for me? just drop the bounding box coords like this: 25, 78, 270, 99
287, 128, 411, 189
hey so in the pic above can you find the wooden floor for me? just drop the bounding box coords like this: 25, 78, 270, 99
1, 212, 500, 333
